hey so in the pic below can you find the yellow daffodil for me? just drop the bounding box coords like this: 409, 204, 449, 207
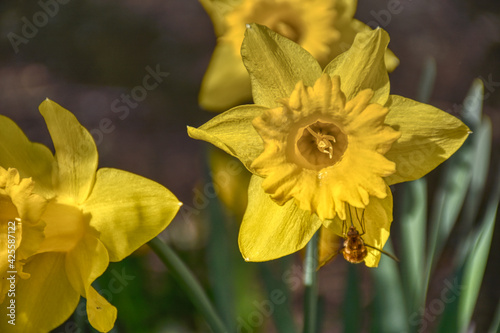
0, 100, 181, 332
188, 24, 470, 266
199, 0, 399, 111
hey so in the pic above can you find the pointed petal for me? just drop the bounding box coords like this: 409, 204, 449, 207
324, 28, 390, 105
199, 42, 252, 111
323, 185, 393, 267
359, 188, 393, 267
318, 226, 341, 268
384, 95, 471, 185
39, 99, 98, 203
65, 234, 116, 332
86, 287, 117, 332
65, 234, 109, 296
0, 115, 55, 198
329, 19, 399, 72
0, 253, 79, 333
83, 168, 181, 261
239, 175, 322, 261
242, 23, 322, 108
188, 105, 267, 171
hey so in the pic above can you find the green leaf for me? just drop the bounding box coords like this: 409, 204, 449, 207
489, 299, 500, 333
258, 259, 297, 333
371, 240, 408, 333
425, 79, 484, 279
457, 166, 500, 332
457, 117, 492, 234
342, 265, 362, 333
399, 179, 427, 318
416, 57, 436, 104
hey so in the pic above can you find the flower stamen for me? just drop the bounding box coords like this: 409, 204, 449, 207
306, 126, 336, 159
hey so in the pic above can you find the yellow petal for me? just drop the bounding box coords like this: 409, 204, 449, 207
0, 253, 80, 333
359, 189, 393, 267
188, 105, 267, 171
329, 19, 399, 72
242, 23, 322, 108
83, 168, 181, 261
86, 287, 117, 332
324, 28, 390, 105
39, 99, 98, 204
384, 95, 471, 185
317, 226, 341, 268
37, 201, 88, 254
65, 234, 115, 332
335, 0, 357, 26
199, 0, 237, 36
199, 41, 252, 111
0, 115, 55, 198
65, 234, 109, 296
239, 175, 322, 261
324, 185, 393, 267
208, 149, 250, 217
384, 47, 400, 73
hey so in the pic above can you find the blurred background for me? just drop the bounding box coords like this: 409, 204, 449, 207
0, 0, 499, 332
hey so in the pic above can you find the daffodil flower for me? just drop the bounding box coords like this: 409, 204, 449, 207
199, 0, 399, 111
0, 100, 181, 332
188, 24, 470, 266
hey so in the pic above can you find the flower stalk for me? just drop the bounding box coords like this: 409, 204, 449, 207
148, 237, 229, 333
303, 230, 320, 333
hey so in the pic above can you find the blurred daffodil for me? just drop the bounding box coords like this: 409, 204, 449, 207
188, 24, 470, 266
199, 0, 399, 111
0, 100, 181, 332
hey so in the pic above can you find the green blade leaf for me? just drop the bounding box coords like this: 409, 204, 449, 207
457, 167, 500, 332
399, 178, 427, 318
425, 79, 484, 281
371, 240, 408, 333
342, 265, 362, 333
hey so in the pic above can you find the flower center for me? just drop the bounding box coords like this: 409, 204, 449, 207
292, 119, 348, 170
306, 126, 336, 159
37, 201, 89, 253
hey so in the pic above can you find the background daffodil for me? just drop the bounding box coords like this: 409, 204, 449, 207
198, 0, 399, 111
188, 24, 470, 267
0, 100, 181, 332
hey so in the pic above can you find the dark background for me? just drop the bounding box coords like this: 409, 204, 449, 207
0, 0, 498, 332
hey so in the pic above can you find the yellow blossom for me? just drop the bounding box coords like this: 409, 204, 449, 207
198, 0, 399, 111
188, 24, 470, 266
0, 100, 181, 332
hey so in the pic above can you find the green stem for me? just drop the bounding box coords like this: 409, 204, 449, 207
303, 231, 319, 333
148, 237, 228, 333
